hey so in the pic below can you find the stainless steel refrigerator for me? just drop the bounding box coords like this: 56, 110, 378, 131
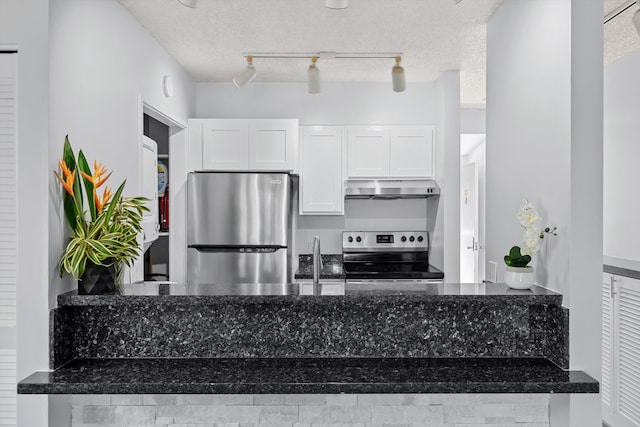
186, 172, 296, 291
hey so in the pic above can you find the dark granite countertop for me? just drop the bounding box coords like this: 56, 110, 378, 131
295, 254, 345, 279
56, 282, 563, 307
18, 357, 598, 395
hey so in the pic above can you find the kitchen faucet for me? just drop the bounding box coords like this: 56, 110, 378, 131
312, 236, 323, 295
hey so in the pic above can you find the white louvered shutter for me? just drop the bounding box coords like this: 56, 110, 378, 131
0, 350, 16, 426
0, 52, 16, 427
617, 276, 640, 427
602, 275, 613, 413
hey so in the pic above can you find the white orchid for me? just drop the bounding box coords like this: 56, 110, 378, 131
505, 199, 556, 267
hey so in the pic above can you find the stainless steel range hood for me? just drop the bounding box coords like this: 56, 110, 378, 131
344, 179, 440, 199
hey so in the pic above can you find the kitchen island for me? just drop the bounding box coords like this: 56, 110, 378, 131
18, 283, 596, 426
19, 282, 592, 393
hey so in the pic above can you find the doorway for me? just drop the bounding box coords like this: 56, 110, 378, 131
460, 134, 486, 283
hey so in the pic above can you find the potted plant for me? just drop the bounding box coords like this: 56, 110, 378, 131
55, 136, 148, 294
504, 199, 556, 289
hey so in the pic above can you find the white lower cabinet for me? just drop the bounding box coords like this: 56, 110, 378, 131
299, 126, 344, 215
602, 272, 640, 427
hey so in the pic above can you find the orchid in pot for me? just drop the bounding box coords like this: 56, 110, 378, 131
504, 199, 556, 289
55, 136, 148, 294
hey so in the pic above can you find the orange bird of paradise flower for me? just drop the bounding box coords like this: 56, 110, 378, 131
55, 159, 76, 197
81, 161, 114, 214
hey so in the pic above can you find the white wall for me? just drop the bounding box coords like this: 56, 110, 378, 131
486, 0, 602, 424
197, 82, 441, 260
433, 72, 461, 282
460, 108, 486, 134
196, 82, 436, 126
0, 1, 50, 426
486, 0, 571, 292
603, 48, 640, 267
48, 0, 196, 299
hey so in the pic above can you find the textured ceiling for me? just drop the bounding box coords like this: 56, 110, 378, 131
604, 0, 640, 65
117, 0, 640, 107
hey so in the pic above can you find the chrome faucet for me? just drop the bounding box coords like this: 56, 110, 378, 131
312, 236, 323, 295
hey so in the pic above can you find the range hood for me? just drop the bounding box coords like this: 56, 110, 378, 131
344, 179, 440, 199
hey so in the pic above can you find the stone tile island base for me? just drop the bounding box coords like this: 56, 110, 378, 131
70, 393, 549, 427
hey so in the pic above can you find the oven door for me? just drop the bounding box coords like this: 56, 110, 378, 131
345, 279, 443, 292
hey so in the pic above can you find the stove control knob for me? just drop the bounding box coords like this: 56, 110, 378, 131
348, 236, 354, 243
356, 236, 362, 243
401, 236, 407, 242
409, 236, 415, 242
417, 235, 424, 242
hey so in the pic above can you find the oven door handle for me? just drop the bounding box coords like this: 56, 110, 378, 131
346, 279, 443, 285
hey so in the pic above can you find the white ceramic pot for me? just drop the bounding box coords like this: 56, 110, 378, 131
504, 266, 535, 289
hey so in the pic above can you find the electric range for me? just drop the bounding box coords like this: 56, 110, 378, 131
342, 230, 444, 290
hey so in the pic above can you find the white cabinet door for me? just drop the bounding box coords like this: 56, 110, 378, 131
202, 119, 249, 170
300, 126, 344, 215
390, 126, 434, 177
249, 119, 298, 171
347, 126, 390, 177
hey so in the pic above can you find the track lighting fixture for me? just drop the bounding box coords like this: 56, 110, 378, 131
325, 0, 348, 9
308, 56, 320, 94
392, 56, 406, 93
235, 52, 406, 92
232, 55, 257, 89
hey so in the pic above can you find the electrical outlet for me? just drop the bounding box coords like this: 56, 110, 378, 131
487, 261, 498, 283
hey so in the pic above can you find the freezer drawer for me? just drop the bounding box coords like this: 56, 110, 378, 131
187, 247, 289, 287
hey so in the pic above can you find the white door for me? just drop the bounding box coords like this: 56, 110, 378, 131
460, 162, 478, 283
248, 119, 297, 171
0, 52, 17, 427
389, 126, 434, 177
299, 126, 344, 214
202, 119, 249, 170
347, 126, 390, 177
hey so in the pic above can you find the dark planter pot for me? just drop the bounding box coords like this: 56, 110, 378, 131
78, 258, 116, 295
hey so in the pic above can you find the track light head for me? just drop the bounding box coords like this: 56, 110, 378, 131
308, 56, 321, 94
633, 8, 640, 37
392, 56, 406, 93
325, 0, 347, 9
232, 55, 257, 89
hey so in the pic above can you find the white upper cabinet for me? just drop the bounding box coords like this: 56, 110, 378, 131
390, 126, 434, 177
300, 126, 344, 215
347, 125, 434, 178
197, 118, 298, 171
248, 119, 297, 170
347, 127, 390, 177
202, 119, 249, 170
